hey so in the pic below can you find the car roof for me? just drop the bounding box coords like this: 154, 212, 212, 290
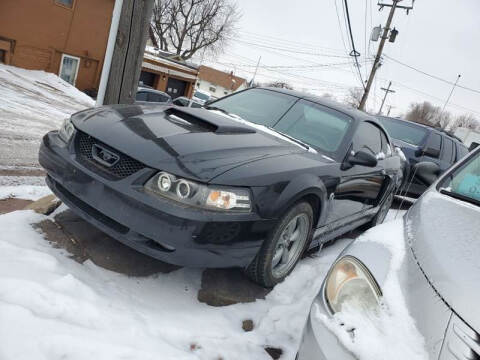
137, 87, 170, 96
257, 87, 380, 124
377, 115, 466, 146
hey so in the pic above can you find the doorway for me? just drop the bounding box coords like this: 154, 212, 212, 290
166, 77, 187, 99
59, 54, 80, 85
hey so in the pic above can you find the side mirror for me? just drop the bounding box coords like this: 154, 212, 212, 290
343, 150, 378, 169
413, 161, 441, 186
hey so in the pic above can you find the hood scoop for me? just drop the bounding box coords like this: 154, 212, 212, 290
165, 107, 256, 134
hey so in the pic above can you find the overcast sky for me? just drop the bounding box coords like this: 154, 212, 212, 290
199, 0, 480, 119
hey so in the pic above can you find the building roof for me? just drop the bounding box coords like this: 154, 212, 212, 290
198, 65, 246, 91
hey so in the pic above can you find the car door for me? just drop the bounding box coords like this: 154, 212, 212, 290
327, 121, 387, 224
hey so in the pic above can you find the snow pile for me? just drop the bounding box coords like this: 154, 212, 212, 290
0, 63, 94, 168
318, 219, 428, 360
0, 63, 93, 140
0, 209, 348, 360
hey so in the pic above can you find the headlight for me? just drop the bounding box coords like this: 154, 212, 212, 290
59, 117, 75, 143
144, 172, 251, 212
325, 256, 381, 314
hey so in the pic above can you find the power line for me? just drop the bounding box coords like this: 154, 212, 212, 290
387, 79, 480, 116
226, 38, 351, 58
237, 31, 345, 54
343, 0, 366, 89
334, 0, 359, 82
384, 54, 480, 95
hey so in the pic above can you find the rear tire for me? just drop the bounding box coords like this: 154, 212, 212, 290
246, 202, 313, 288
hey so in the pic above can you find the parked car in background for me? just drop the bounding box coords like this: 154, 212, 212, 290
135, 87, 172, 104
39, 87, 403, 287
298, 146, 480, 360
172, 96, 203, 108
192, 89, 211, 104
377, 116, 468, 198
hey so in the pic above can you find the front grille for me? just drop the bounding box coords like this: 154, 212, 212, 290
75, 131, 146, 179
440, 313, 480, 360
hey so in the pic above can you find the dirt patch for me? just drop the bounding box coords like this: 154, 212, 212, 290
0, 168, 46, 177
0, 198, 33, 214
36, 209, 179, 276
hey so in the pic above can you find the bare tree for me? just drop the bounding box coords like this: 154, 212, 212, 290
344, 87, 363, 108
451, 113, 479, 131
151, 0, 240, 60
405, 101, 452, 129
263, 81, 294, 90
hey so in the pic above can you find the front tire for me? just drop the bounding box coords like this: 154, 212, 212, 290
246, 202, 313, 288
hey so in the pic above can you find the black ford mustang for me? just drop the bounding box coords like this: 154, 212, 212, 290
39, 88, 403, 287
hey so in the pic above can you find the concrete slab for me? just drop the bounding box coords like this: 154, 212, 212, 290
24, 194, 61, 215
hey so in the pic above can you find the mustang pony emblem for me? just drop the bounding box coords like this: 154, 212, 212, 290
92, 144, 119, 167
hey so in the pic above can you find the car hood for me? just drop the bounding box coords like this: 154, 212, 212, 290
405, 190, 480, 333
71, 104, 305, 182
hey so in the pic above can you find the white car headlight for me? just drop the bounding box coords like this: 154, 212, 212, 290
59, 117, 75, 143
325, 256, 381, 314
144, 172, 251, 212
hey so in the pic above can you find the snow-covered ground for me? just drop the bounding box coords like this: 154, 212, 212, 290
0, 206, 351, 360
0, 64, 94, 168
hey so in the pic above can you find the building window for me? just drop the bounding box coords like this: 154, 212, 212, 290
55, 0, 74, 8
59, 54, 80, 86
224, 91, 228, 95
209, 86, 216, 93
0, 50, 5, 64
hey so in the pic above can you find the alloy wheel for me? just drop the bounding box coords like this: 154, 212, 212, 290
271, 213, 310, 278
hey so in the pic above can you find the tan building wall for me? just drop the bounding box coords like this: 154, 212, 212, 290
0, 0, 114, 91
141, 56, 199, 99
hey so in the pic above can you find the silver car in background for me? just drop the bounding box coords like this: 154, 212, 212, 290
298, 146, 480, 360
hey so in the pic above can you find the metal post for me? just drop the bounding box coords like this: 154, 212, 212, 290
442, 74, 461, 113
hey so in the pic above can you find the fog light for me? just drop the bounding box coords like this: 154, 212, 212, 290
176, 180, 191, 198
158, 173, 172, 192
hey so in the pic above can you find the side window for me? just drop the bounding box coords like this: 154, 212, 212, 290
441, 137, 454, 163
147, 93, 162, 102
135, 92, 148, 101
352, 122, 382, 156
425, 133, 442, 158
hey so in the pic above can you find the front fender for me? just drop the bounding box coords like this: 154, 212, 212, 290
266, 173, 329, 227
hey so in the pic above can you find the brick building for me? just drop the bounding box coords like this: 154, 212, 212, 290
0, 0, 114, 92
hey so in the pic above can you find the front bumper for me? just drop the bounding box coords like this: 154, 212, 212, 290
39, 131, 276, 268
297, 297, 356, 360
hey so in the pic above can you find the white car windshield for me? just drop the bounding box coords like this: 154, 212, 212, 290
441, 150, 480, 206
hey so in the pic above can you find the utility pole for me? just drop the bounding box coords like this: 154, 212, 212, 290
387, 105, 394, 116
442, 74, 461, 112
102, 0, 155, 105
359, 0, 413, 110
378, 81, 395, 114
249, 56, 261, 87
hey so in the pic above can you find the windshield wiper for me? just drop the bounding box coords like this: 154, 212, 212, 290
269, 128, 311, 151
439, 188, 480, 207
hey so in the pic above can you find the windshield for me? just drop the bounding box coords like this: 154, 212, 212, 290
207, 88, 298, 127
194, 91, 210, 101
377, 117, 428, 146
440, 150, 480, 205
